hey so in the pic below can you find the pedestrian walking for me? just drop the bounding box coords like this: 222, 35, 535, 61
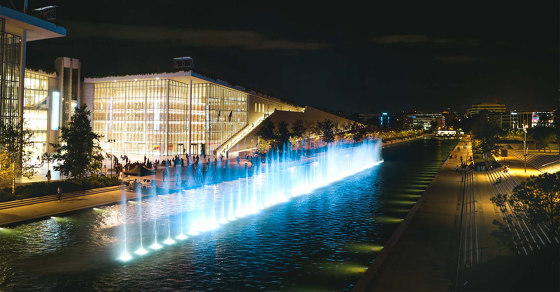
57, 186, 62, 200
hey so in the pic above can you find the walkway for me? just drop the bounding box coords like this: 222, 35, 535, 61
509, 150, 560, 174
0, 187, 136, 226
355, 138, 465, 291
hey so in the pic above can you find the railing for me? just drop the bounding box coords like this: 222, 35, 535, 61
215, 114, 268, 156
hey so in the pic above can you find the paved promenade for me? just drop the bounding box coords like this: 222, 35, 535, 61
0, 188, 136, 226
355, 138, 555, 291
355, 138, 466, 291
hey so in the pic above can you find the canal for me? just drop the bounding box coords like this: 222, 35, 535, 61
0, 137, 457, 291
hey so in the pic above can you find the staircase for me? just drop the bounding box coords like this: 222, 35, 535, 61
215, 114, 268, 156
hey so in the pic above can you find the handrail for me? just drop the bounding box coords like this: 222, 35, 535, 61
215, 114, 268, 156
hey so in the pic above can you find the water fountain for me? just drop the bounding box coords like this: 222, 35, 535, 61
117, 138, 382, 262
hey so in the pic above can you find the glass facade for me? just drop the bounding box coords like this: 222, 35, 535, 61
23, 71, 49, 155
0, 28, 21, 125
92, 79, 247, 157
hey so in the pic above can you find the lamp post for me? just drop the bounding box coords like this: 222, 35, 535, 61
523, 124, 528, 173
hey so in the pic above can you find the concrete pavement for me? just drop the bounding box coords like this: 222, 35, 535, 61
0, 187, 136, 226
354, 138, 465, 291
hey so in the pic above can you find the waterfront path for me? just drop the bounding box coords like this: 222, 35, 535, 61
0, 187, 135, 226
355, 138, 556, 291
355, 137, 466, 291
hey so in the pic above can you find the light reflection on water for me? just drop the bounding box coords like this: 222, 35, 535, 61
0, 138, 456, 291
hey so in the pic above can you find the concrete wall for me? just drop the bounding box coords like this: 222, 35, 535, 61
248, 94, 303, 125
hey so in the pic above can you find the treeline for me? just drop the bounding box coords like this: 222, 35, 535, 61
255, 118, 423, 153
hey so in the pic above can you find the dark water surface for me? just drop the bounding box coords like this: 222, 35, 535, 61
0, 138, 456, 291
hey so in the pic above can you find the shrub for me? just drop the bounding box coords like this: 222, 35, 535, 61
0, 175, 120, 202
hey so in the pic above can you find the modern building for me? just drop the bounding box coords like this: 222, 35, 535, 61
468, 102, 507, 115
510, 111, 554, 130
82, 69, 303, 158
468, 102, 510, 130
20, 57, 81, 159
409, 113, 443, 131
23, 69, 55, 156
0, 5, 65, 128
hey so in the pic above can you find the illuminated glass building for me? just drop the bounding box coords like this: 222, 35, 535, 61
23, 69, 52, 155
0, 6, 65, 128
83, 68, 306, 158
84, 72, 256, 157
21, 57, 79, 158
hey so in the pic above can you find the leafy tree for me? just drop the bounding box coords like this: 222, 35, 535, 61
291, 119, 306, 139
349, 122, 367, 142
256, 138, 272, 156
492, 172, 560, 241
0, 150, 12, 186
317, 119, 336, 143
0, 120, 36, 196
471, 113, 501, 167
256, 119, 277, 141
530, 126, 555, 152
52, 105, 103, 182
276, 121, 291, 149
429, 120, 438, 133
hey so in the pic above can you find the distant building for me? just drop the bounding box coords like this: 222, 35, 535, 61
510, 111, 554, 129
468, 102, 506, 115
409, 113, 443, 131
468, 102, 510, 130
357, 113, 380, 124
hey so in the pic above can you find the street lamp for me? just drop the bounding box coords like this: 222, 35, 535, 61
523, 124, 528, 173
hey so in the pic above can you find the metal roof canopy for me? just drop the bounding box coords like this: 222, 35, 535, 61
0, 6, 66, 41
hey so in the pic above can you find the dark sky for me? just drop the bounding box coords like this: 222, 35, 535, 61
25, 0, 558, 114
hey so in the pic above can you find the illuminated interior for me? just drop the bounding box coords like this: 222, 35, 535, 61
23, 71, 50, 155
92, 79, 247, 156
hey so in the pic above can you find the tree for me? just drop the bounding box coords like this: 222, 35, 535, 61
349, 122, 367, 142
276, 121, 291, 149
317, 119, 336, 143
52, 105, 103, 181
530, 126, 555, 152
492, 172, 560, 241
291, 119, 305, 139
553, 110, 560, 156
0, 120, 36, 196
429, 120, 438, 133
471, 113, 501, 167
256, 119, 277, 141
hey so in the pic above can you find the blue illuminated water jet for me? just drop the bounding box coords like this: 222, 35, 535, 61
117, 138, 382, 262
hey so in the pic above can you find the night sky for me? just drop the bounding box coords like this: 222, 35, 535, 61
25, 0, 558, 114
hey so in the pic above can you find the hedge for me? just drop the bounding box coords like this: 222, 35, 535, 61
0, 176, 120, 202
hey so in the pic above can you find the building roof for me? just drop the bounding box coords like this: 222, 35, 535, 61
0, 6, 66, 41
84, 70, 284, 101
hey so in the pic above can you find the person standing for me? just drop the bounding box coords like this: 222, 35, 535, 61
46, 170, 51, 183
57, 186, 62, 200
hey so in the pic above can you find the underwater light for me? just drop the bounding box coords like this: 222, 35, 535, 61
118, 251, 132, 262
134, 247, 148, 255
150, 242, 162, 250
163, 237, 176, 245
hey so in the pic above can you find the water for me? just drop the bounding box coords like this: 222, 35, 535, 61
0, 137, 456, 291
